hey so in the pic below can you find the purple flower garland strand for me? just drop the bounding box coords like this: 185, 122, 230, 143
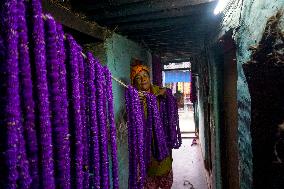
2, 0, 21, 188
166, 89, 181, 149
56, 22, 71, 189
131, 87, 146, 189
30, 0, 55, 187
45, 16, 71, 189
94, 60, 110, 189
164, 90, 175, 149
66, 34, 84, 189
144, 93, 153, 167
125, 87, 137, 189
125, 86, 147, 189
172, 92, 181, 148
85, 52, 100, 189
17, 0, 34, 188
104, 67, 119, 189
78, 46, 90, 189
149, 94, 169, 161
17, 0, 39, 187
159, 98, 170, 147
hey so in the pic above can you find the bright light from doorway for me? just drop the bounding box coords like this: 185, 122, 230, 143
214, 0, 229, 15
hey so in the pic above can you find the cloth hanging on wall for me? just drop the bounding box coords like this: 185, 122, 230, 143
164, 70, 191, 83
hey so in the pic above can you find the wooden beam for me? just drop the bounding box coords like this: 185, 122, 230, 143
42, 0, 108, 41
89, 0, 217, 20
102, 2, 215, 25
77, 0, 144, 10
117, 15, 210, 32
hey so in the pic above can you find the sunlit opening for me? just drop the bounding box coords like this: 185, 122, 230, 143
214, 0, 229, 15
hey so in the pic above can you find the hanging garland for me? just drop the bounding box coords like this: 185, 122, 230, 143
45, 15, 71, 189
152, 55, 163, 87
85, 52, 101, 188
56, 22, 71, 189
1, 0, 120, 188
104, 67, 119, 189
148, 93, 170, 161
94, 60, 110, 189
132, 87, 146, 189
66, 34, 84, 189
190, 74, 197, 103
3, 0, 22, 188
125, 87, 181, 188
125, 86, 139, 189
78, 45, 90, 189
17, 0, 34, 188
161, 89, 181, 149
31, 0, 55, 187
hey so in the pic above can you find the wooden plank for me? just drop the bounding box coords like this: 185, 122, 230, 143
89, 0, 217, 20
103, 2, 215, 25
42, 0, 107, 41
78, 0, 144, 10
117, 15, 209, 31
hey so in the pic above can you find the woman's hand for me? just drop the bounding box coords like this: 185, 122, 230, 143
157, 88, 166, 96
138, 91, 146, 101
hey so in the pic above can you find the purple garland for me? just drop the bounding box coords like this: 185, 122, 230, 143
190, 74, 197, 103
78, 46, 90, 189
149, 94, 169, 161
17, 1, 33, 188
125, 87, 137, 189
144, 93, 153, 167
173, 95, 181, 148
85, 52, 100, 188
159, 98, 169, 147
45, 16, 71, 189
104, 67, 119, 189
94, 60, 110, 189
159, 89, 181, 149
66, 34, 83, 189
152, 55, 163, 86
56, 22, 71, 189
132, 88, 146, 189
3, 0, 20, 188
31, 0, 55, 187
166, 89, 181, 149
125, 86, 147, 189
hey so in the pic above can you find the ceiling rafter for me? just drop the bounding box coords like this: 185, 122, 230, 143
88, 0, 217, 21
42, 0, 107, 41
76, 0, 145, 10
102, 2, 215, 25
116, 15, 211, 32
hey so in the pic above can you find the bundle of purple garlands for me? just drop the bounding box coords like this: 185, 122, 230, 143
0, 0, 118, 188
125, 86, 181, 188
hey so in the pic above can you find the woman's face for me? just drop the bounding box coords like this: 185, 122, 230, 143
134, 70, 151, 91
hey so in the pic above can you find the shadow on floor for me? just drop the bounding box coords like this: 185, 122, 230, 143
172, 139, 208, 189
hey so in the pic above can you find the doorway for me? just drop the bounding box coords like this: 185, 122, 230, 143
163, 62, 208, 189
163, 63, 197, 139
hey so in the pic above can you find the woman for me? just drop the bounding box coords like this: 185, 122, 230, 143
130, 63, 173, 189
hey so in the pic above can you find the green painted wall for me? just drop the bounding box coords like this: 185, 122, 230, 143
218, 0, 284, 188
103, 33, 151, 188
193, 50, 223, 189
210, 49, 223, 189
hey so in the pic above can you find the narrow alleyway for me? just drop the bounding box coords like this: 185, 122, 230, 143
172, 110, 208, 189
0, 0, 283, 188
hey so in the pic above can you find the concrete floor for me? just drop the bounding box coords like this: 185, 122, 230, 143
172, 110, 208, 189
178, 109, 195, 132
